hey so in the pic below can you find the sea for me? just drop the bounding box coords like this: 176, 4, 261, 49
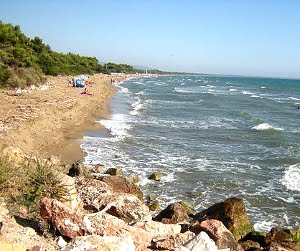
82, 75, 300, 232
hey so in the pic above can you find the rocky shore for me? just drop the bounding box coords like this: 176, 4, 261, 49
0, 74, 299, 251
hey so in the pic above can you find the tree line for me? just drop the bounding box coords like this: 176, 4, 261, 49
0, 20, 162, 88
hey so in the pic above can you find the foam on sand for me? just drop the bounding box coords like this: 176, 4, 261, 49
281, 164, 300, 192
251, 123, 284, 131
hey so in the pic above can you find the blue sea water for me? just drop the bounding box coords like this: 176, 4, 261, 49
82, 75, 300, 231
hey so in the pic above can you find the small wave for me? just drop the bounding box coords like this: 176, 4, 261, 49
250, 95, 261, 98
288, 97, 300, 101
130, 98, 143, 116
281, 164, 300, 192
229, 88, 237, 92
251, 123, 284, 131
118, 86, 129, 94
99, 113, 131, 139
242, 91, 255, 95
254, 220, 276, 232
173, 87, 192, 93
261, 86, 266, 89
136, 91, 144, 95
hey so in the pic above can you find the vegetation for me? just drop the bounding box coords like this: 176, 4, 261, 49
0, 20, 164, 88
0, 154, 68, 217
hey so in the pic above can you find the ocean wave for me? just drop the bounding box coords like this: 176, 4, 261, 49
130, 97, 144, 116
229, 88, 238, 92
288, 96, 300, 101
173, 87, 193, 93
118, 86, 130, 93
250, 95, 261, 98
251, 123, 284, 131
281, 164, 300, 192
242, 91, 255, 95
98, 113, 131, 139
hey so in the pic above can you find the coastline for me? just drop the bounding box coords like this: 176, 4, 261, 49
0, 73, 132, 164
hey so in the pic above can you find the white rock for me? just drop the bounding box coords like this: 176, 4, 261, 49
184, 231, 218, 251
57, 236, 68, 248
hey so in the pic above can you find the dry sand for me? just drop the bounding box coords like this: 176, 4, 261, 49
0, 73, 129, 164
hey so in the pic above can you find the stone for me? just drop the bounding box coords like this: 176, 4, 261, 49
154, 202, 189, 224
2, 146, 26, 164
184, 231, 219, 251
148, 172, 163, 181
238, 240, 261, 250
65, 235, 135, 251
194, 197, 254, 240
148, 200, 160, 211
241, 231, 266, 247
101, 176, 144, 201
85, 192, 151, 223
55, 172, 80, 210
133, 220, 181, 239
28, 246, 42, 251
268, 242, 291, 251
0, 241, 27, 251
40, 198, 152, 250
127, 175, 142, 184
179, 201, 196, 216
90, 164, 105, 174
105, 167, 123, 176
68, 162, 84, 177
40, 197, 86, 238
265, 227, 292, 245
151, 231, 195, 250
198, 219, 243, 251
57, 236, 68, 248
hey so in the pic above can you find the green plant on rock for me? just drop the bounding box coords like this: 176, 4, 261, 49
22, 158, 69, 213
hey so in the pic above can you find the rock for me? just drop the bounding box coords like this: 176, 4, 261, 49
40, 198, 152, 250
194, 197, 253, 240
179, 201, 196, 216
184, 231, 219, 251
101, 176, 144, 201
55, 172, 80, 210
154, 202, 189, 224
87, 192, 151, 223
133, 220, 181, 239
238, 240, 261, 251
197, 219, 243, 251
2, 146, 25, 164
65, 235, 135, 251
241, 231, 267, 247
68, 162, 84, 177
148, 200, 160, 211
127, 175, 141, 184
28, 246, 42, 251
151, 231, 195, 250
57, 236, 68, 248
265, 227, 292, 245
90, 164, 105, 174
268, 241, 293, 251
40, 197, 85, 238
105, 167, 123, 176
0, 241, 27, 251
148, 172, 163, 181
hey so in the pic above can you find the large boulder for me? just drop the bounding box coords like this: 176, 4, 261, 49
100, 176, 144, 201
40, 198, 152, 250
151, 231, 195, 250
65, 235, 135, 251
105, 167, 123, 176
154, 202, 189, 224
198, 219, 243, 251
148, 172, 163, 181
194, 197, 253, 240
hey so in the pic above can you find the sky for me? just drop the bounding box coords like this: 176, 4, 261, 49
1, 0, 300, 78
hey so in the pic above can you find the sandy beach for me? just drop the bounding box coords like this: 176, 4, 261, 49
0, 73, 128, 164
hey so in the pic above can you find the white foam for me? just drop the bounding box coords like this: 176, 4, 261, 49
288, 97, 300, 101
281, 164, 300, 192
229, 88, 237, 92
98, 113, 131, 139
242, 91, 255, 95
118, 86, 129, 93
174, 87, 192, 93
130, 98, 143, 116
251, 123, 284, 131
250, 95, 261, 98
254, 220, 276, 232
261, 86, 267, 89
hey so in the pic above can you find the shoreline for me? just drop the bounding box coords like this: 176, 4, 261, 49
0, 73, 136, 164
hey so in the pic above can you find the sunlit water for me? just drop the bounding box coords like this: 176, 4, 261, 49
82, 75, 300, 231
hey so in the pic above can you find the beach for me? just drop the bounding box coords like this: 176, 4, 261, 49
0, 73, 122, 164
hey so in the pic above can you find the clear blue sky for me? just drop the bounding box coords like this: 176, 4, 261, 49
1, 0, 300, 78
